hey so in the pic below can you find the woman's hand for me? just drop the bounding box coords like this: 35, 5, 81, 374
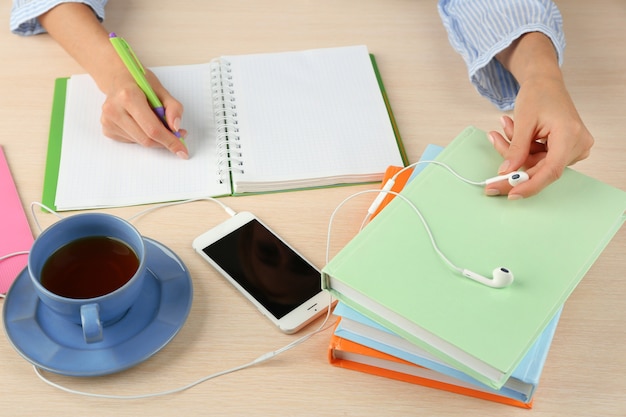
485, 32, 593, 199
100, 68, 188, 158
40, 3, 188, 158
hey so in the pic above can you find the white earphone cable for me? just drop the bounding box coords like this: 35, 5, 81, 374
32, 300, 336, 400
0, 250, 29, 263
326, 189, 462, 274
1, 196, 335, 399
391, 160, 485, 186
30, 202, 64, 233
126, 196, 238, 222
325, 158, 499, 271
2, 159, 502, 398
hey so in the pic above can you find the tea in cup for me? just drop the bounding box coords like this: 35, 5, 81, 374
28, 213, 146, 343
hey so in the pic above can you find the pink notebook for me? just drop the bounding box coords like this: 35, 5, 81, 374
0, 147, 33, 293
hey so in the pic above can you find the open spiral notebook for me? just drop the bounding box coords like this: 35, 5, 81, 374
43, 45, 407, 211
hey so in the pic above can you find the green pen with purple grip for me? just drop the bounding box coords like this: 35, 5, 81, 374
109, 33, 185, 145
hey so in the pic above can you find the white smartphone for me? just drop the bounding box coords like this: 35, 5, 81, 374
192, 211, 332, 334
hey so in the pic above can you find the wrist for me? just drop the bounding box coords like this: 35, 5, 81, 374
95, 52, 134, 95
497, 32, 562, 86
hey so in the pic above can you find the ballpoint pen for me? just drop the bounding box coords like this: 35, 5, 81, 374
108, 33, 185, 144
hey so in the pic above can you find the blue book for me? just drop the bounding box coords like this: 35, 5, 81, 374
333, 301, 562, 404
408, 143, 445, 178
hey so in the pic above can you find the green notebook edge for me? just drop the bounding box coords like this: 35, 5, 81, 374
369, 53, 409, 167
41, 77, 68, 212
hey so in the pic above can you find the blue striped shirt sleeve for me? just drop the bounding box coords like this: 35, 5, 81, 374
10, 0, 108, 36
438, 0, 565, 111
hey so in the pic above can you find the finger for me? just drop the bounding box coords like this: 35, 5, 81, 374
500, 115, 514, 142
162, 102, 189, 157
160, 93, 184, 135
484, 180, 512, 197
489, 132, 548, 165
499, 118, 536, 174
484, 161, 542, 197
506, 162, 552, 199
104, 122, 164, 148
529, 140, 549, 154
104, 104, 181, 153
155, 126, 188, 158
101, 102, 160, 146
487, 131, 510, 159
125, 101, 189, 158
507, 148, 567, 199
485, 131, 514, 196
102, 128, 134, 144
486, 131, 547, 197
115, 70, 188, 158
146, 70, 187, 139
101, 86, 166, 147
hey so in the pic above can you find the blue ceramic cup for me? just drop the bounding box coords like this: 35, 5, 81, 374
28, 213, 146, 344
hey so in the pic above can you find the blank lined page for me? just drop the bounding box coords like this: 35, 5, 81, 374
54, 63, 229, 211
222, 45, 404, 193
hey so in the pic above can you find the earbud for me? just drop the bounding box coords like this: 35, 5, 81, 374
484, 171, 529, 187
461, 267, 514, 288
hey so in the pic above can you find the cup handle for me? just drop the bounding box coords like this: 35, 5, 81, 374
80, 303, 103, 344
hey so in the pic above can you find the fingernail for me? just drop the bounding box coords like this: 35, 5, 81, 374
498, 160, 510, 174
485, 188, 500, 196
176, 151, 188, 160
500, 115, 507, 129
508, 193, 523, 201
173, 117, 181, 132
487, 132, 495, 145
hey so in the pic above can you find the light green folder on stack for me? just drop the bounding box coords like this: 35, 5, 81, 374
322, 126, 626, 390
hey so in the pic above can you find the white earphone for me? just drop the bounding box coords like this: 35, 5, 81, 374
365, 160, 525, 289
483, 171, 529, 186
461, 267, 515, 289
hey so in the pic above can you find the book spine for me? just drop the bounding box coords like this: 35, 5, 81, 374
210, 59, 243, 184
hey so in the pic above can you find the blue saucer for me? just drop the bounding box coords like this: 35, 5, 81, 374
2, 237, 193, 377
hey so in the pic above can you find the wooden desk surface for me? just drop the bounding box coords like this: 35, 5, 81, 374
1, 1, 624, 416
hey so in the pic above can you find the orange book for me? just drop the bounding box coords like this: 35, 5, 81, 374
328, 321, 532, 409
369, 165, 414, 218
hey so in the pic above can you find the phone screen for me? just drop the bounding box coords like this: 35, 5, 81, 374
201, 219, 322, 319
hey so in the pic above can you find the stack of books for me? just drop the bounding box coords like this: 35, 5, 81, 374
329, 302, 561, 408
322, 127, 626, 408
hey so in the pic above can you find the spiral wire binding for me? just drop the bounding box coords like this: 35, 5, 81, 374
210, 59, 244, 184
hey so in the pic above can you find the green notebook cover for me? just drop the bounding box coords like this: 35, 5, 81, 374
322, 126, 626, 390
42, 77, 68, 211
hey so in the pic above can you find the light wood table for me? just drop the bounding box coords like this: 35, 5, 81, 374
1, 1, 624, 416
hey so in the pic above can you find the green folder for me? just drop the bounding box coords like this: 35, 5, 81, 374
322, 126, 626, 390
